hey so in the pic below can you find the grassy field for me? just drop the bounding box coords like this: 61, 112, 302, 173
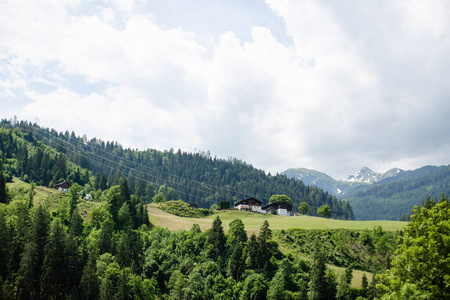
148, 206, 394, 287
6, 178, 101, 220
147, 206, 406, 234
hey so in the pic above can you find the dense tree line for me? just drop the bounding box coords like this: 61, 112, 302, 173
377, 194, 450, 299
0, 180, 370, 299
343, 165, 450, 220
274, 227, 398, 274
0, 120, 354, 219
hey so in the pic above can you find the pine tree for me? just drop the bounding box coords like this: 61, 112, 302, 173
208, 216, 225, 259
360, 273, 369, 299
80, 253, 99, 300
227, 242, 244, 281
16, 204, 49, 299
120, 178, 131, 207
309, 239, 327, 300
336, 264, 353, 300
68, 183, 82, 217
0, 210, 10, 280
0, 172, 8, 204
246, 233, 258, 269
257, 220, 272, 270
118, 202, 133, 231
69, 210, 84, 237
98, 219, 114, 254
40, 220, 68, 299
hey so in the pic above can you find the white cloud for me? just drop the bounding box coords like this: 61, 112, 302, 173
1, 0, 450, 180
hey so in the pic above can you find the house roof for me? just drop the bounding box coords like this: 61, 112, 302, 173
234, 197, 262, 207
262, 201, 292, 211
55, 181, 72, 187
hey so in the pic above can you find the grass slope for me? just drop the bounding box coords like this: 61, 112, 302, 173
148, 207, 395, 287
6, 178, 101, 220
147, 207, 406, 233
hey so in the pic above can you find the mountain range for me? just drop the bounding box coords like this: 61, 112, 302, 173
282, 165, 450, 220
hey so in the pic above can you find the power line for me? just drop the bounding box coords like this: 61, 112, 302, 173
30, 125, 252, 201
32, 129, 210, 201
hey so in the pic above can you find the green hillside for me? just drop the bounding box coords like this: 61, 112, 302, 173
147, 206, 405, 234
283, 166, 450, 220
0, 119, 354, 220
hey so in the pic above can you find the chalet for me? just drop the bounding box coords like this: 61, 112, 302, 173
262, 201, 292, 216
48, 181, 72, 192
235, 197, 264, 213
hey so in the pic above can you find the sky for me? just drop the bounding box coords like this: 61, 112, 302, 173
1, 0, 450, 180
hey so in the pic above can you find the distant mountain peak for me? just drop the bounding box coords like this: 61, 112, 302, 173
341, 166, 404, 184
342, 167, 378, 184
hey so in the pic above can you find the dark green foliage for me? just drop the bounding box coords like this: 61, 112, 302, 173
0, 172, 8, 204
240, 273, 268, 300
98, 219, 114, 254
219, 200, 231, 209
336, 264, 353, 300
299, 201, 309, 214
360, 273, 369, 299
120, 178, 131, 207
80, 253, 99, 300
317, 205, 332, 218
118, 202, 133, 231
378, 194, 450, 299
40, 220, 68, 299
209, 216, 226, 259
309, 239, 328, 300
69, 210, 84, 237
16, 204, 49, 300
68, 183, 82, 217
0, 120, 353, 220
152, 193, 165, 203
227, 242, 244, 281
269, 194, 293, 207
158, 200, 213, 218
275, 228, 397, 273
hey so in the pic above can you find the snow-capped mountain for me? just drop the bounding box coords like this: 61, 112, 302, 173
341, 167, 403, 184
282, 166, 405, 195
282, 165, 450, 220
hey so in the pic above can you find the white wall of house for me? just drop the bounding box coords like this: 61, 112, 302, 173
252, 206, 265, 213
276, 208, 290, 216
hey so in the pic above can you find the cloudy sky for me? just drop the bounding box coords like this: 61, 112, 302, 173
1, 0, 450, 179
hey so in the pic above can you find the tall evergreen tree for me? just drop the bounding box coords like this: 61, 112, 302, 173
227, 242, 244, 281
309, 239, 328, 300
0, 172, 8, 204
336, 264, 353, 300
98, 219, 114, 254
40, 220, 68, 299
246, 233, 258, 270
80, 252, 100, 300
120, 177, 131, 207
209, 216, 225, 259
16, 204, 49, 300
257, 220, 272, 270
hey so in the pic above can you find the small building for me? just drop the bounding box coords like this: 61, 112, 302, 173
190, 203, 199, 209
262, 201, 292, 216
48, 181, 72, 193
235, 197, 265, 213
84, 194, 92, 200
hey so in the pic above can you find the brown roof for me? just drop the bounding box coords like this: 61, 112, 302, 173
262, 201, 292, 211
235, 197, 262, 207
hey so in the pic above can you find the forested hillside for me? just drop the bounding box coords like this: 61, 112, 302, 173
343, 165, 450, 220
283, 166, 450, 220
0, 119, 353, 219
1, 119, 449, 299
0, 177, 395, 299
